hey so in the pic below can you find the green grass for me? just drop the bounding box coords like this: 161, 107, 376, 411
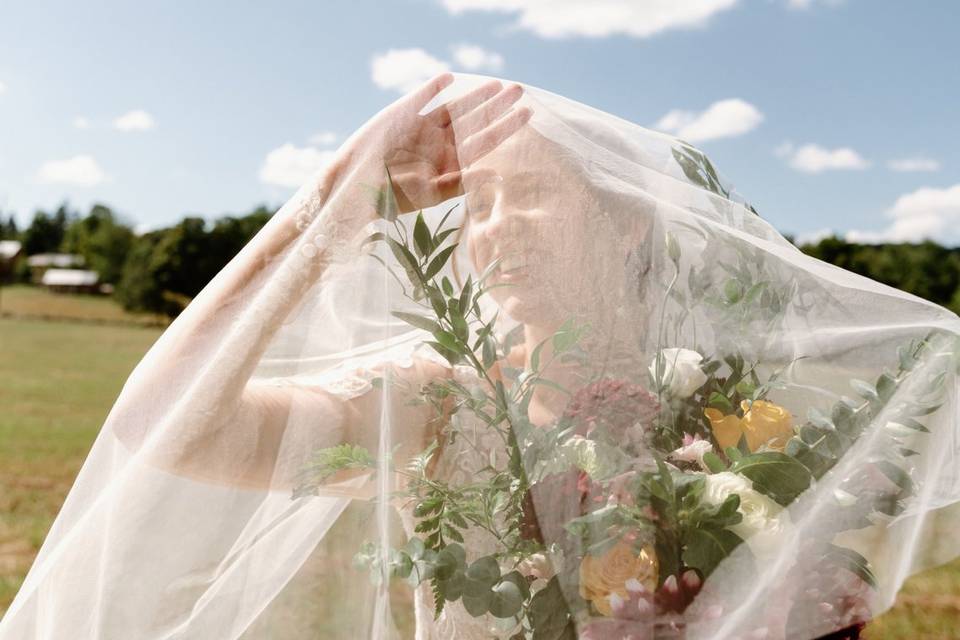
0, 284, 167, 326
1, 291, 959, 636
0, 316, 161, 610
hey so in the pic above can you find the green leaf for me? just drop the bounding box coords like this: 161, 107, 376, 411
807, 407, 836, 431
742, 282, 766, 305
459, 275, 473, 315
724, 447, 743, 462
427, 340, 461, 366
703, 452, 727, 473
428, 287, 447, 319
708, 391, 734, 413
392, 311, 441, 334
413, 211, 432, 258
449, 307, 469, 343
466, 556, 501, 586
529, 577, 575, 640
825, 544, 878, 589
876, 373, 897, 402
482, 336, 497, 369
735, 379, 756, 397
874, 460, 914, 495
665, 231, 681, 263
682, 527, 742, 578
724, 279, 743, 304
730, 452, 812, 506
488, 579, 523, 618
425, 244, 459, 280
385, 237, 421, 285
850, 379, 879, 401
441, 276, 454, 296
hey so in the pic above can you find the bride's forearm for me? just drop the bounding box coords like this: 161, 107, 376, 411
111, 148, 388, 478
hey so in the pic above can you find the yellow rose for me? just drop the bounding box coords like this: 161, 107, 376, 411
704, 400, 793, 452
578, 540, 658, 616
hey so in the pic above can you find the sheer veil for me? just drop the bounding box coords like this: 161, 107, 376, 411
2, 73, 959, 640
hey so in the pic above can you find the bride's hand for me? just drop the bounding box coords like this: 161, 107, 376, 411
352, 73, 532, 214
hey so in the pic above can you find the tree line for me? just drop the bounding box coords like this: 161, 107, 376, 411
2, 205, 960, 318
0, 203, 272, 316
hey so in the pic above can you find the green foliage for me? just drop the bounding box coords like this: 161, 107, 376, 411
61, 204, 134, 284
729, 452, 812, 506
800, 236, 960, 314
292, 444, 376, 498
21, 204, 71, 255
116, 207, 272, 315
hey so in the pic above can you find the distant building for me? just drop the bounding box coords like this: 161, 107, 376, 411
25, 253, 85, 284
0, 240, 22, 282
40, 268, 101, 294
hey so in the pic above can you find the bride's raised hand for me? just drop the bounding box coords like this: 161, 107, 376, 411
356, 73, 532, 214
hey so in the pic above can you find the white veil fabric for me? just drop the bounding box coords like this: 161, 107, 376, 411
2, 73, 960, 640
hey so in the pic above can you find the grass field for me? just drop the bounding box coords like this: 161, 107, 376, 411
0, 287, 959, 637
0, 284, 167, 326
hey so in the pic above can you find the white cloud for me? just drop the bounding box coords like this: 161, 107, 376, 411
371, 48, 450, 94
308, 131, 338, 146
654, 98, 763, 143
438, 0, 739, 39
845, 184, 960, 244
777, 142, 870, 173
259, 143, 337, 188
452, 44, 505, 72
36, 155, 108, 187
888, 156, 940, 173
795, 227, 835, 246
113, 109, 156, 132
73, 116, 91, 130
0, 80, 6, 95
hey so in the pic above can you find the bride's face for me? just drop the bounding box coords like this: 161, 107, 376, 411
462, 127, 643, 326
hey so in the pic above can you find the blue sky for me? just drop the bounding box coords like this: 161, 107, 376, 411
1, 0, 958, 243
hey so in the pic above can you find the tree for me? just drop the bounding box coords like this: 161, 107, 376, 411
0, 214, 18, 240
61, 204, 135, 284
116, 206, 272, 316
21, 203, 74, 255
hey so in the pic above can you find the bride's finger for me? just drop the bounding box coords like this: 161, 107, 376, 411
453, 83, 523, 140
406, 72, 455, 113
460, 106, 532, 166
435, 79, 503, 124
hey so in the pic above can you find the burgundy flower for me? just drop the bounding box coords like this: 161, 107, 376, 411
654, 571, 703, 614
564, 378, 660, 441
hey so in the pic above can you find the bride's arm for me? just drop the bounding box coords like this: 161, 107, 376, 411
111, 147, 443, 491
110, 76, 526, 491
166, 356, 452, 493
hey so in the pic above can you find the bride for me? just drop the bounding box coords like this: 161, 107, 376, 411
2, 73, 960, 640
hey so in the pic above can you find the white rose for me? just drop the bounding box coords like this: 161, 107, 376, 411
702, 472, 793, 563
650, 348, 708, 398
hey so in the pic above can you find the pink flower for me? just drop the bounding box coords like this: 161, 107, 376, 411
669, 434, 714, 469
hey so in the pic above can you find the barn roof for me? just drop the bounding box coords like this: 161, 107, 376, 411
41, 268, 100, 286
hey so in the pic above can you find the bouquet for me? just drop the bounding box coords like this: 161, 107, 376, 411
295, 153, 959, 639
